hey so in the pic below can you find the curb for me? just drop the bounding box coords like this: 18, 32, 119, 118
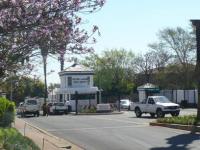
71, 112, 124, 115
15, 118, 84, 150
150, 122, 200, 133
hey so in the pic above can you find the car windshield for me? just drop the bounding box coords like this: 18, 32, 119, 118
154, 96, 171, 103
26, 100, 37, 105
120, 100, 129, 104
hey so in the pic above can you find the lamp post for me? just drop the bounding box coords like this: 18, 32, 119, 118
191, 20, 200, 119
75, 91, 78, 115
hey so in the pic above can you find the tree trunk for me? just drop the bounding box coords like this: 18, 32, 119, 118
43, 56, 48, 103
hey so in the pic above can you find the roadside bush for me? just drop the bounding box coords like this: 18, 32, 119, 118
0, 128, 40, 150
81, 105, 97, 113
0, 97, 15, 127
156, 115, 197, 125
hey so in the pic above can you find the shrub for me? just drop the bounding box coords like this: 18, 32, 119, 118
81, 105, 97, 113
156, 115, 197, 125
0, 97, 15, 127
0, 128, 40, 150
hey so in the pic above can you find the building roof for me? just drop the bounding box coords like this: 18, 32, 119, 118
59, 63, 94, 76
137, 83, 159, 92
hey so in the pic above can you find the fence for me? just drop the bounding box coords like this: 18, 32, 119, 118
156, 89, 198, 106
14, 118, 74, 150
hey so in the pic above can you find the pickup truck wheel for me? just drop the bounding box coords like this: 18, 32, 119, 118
21, 112, 24, 118
157, 109, 165, 118
171, 112, 179, 117
36, 111, 40, 117
150, 113, 155, 118
135, 108, 142, 118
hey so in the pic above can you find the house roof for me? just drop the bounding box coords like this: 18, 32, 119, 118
137, 83, 159, 92
59, 63, 94, 76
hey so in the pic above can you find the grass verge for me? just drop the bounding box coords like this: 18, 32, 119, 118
0, 127, 40, 150
156, 115, 200, 125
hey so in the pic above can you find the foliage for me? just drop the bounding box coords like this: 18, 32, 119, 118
134, 26, 196, 89
0, 97, 15, 127
156, 115, 199, 125
134, 52, 156, 83
148, 42, 172, 69
1, 76, 44, 104
0, 128, 40, 150
0, 0, 105, 78
149, 26, 196, 88
81, 105, 97, 113
83, 49, 136, 101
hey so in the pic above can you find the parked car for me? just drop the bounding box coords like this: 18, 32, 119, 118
49, 102, 68, 115
18, 99, 40, 117
120, 99, 131, 110
132, 96, 180, 118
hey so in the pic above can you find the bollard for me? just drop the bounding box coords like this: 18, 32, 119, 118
42, 138, 45, 150
24, 123, 26, 136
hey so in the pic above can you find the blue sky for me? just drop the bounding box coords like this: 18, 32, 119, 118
36, 0, 200, 85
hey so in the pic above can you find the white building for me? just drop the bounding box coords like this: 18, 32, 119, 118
52, 63, 99, 111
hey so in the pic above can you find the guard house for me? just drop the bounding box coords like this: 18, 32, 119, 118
55, 63, 99, 111
137, 83, 159, 102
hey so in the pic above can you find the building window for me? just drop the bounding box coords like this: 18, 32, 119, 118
68, 77, 72, 87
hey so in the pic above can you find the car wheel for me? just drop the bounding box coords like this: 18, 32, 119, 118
171, 112, 179, 117
64, 110, 68, 115
150, 113, 155, 118
156, 109, 165, 118
21, 112, 24, 118
135, 107, 142, 118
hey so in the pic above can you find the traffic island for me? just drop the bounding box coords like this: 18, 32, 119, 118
149, 115, 200, 133
150, 122, 200, 133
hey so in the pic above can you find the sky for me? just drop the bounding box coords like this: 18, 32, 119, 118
34, 0, 200, 85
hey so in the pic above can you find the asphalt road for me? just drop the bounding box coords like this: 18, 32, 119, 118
22, 109, 200, 150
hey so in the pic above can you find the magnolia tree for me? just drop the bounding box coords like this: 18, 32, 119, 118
0, 0, 105, 77
0, 0, 105, 102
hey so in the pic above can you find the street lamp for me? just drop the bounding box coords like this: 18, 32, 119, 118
191, 20, 200, 119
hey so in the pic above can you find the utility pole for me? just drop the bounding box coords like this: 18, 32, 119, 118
191, 20, 200, 120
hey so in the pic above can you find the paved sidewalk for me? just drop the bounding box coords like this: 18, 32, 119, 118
14, 118, 84, 150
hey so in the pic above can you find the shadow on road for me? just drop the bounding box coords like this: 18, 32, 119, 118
150, 133, 200, 150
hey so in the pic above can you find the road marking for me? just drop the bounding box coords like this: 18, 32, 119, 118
89, 116, 149, 125
47, 124, 148, 132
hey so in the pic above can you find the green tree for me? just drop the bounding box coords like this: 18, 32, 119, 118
0, 76, 44, 104
156, 27, 195, 88
134, 52, 156, 83
83, 49, 136, 102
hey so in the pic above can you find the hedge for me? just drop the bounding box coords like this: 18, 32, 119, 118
0, 97, 15, 127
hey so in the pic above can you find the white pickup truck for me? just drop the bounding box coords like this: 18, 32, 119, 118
49, 102, 68, 115
132, 96, 180, 118
18, 98, 40, 117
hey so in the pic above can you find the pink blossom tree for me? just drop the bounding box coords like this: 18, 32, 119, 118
0, 0, 105, 101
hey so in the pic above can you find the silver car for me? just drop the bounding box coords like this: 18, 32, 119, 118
120, 99, 131, 110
